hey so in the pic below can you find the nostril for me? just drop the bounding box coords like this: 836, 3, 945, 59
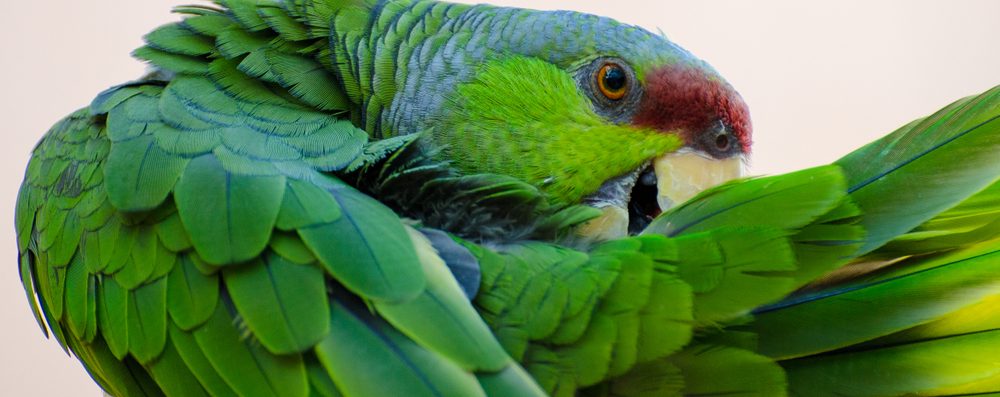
715, 134, 731, 152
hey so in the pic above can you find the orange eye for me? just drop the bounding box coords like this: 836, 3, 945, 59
597, 63, 628, 100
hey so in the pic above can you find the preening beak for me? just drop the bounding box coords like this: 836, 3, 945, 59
653, 149, 745, 211
576, 149, 745, 242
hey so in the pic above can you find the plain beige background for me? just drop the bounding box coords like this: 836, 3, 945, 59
2, 1, 999, 395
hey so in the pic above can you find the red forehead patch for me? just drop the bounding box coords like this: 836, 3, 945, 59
632, 64, 752, 152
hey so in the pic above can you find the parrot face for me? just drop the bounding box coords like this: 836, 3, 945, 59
399, 6, 752, 239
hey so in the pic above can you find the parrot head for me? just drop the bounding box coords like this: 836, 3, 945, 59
393, 6, 751, 239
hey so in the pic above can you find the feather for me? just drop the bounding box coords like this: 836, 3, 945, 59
838, 87, 1000, 254
374, 228, 509, 372
192, 302, 308, 397
316, 295, 487, 397
298, 181, 425, 302
223, 254, 329, 354
166, 254, 219, 331
126, 276, 168, 364
174, 155, 286, 265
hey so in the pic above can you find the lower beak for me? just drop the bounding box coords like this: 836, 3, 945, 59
654, 150, 745, 211
575, 205, 629, 242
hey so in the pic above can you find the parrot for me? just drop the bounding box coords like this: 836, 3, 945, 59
14, 0, 1000, 396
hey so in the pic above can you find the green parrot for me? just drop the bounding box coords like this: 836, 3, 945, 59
15, 0, 1000, 396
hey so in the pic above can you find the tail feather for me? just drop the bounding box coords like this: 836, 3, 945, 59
750, 85, 1000, 396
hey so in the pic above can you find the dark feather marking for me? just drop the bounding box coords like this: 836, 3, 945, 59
796, 240, 861, 247
754, 246, 1000, 313
326, 26, 346, 105
784, 327, 1000, 362
123, 357, 159, 396
134, 139, 156, 193
264, 256, 299, 343
848, 114, 1000, 194
330, 188, 391, 286
937, 391, 1000, 396
349, 22, 369, 130
687, 391, 754, 397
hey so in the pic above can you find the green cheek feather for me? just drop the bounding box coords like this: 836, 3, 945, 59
433, 56, 682, 205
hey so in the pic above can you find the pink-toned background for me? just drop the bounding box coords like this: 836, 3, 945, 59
2, 1, 998, 395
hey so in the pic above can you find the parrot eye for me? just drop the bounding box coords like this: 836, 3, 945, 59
597, 64, 629, 100
578, 57, 641, 123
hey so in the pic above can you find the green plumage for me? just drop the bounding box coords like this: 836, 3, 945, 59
15, 0, 1000, 396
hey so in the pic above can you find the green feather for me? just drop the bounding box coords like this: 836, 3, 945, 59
134, 46, 210, 75
98, 277, 130, 360
181, 13, 236, 37
879, 180, 1000, 257
316, 297, 487, 397
755, 239, 1000, 360
646, 165, 848, 238
375, 228, 510, 372
146, 338, 211, 397
215, 0, 269, 31
223, 254, 329, 354
166, 254, 219, 331
126, 276, 168, 364
306, 358, 346, 397
63, 255, 93, 339
580, 360, 683, 397
174, 155, 286, 265
785, 328, 1000, 397
19, 254, 48, 336
47, 213, 84, 268
477, 365, 548, 397
113, 226, 158, 289
671, 345, 787, 397
258, 4, 311, 41
104, 218, 133, 274
69, 337, 165, 397
167, 323, 240, 397
675, 228, 797, 324
298, 182, 425, 302
192, 303, 308, 397
216, 25, 271, 59
268, 231, 318, 264
156, 212, 193, 252
277, 178, 343, 230
266, 51, 350, 111
838, 86, 1000, 254
145, 23, 215, 56
104, 136, 189, 212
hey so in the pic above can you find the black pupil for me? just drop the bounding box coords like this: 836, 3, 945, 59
603, 66, 627, 92
716, 134, 731, 151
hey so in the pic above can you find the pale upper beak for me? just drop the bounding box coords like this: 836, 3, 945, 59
654, 149, 745, 210
577, 149, 745, 241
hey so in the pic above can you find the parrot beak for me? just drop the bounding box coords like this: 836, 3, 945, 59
653, 150, 745, 211
576, 149, 745, 242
